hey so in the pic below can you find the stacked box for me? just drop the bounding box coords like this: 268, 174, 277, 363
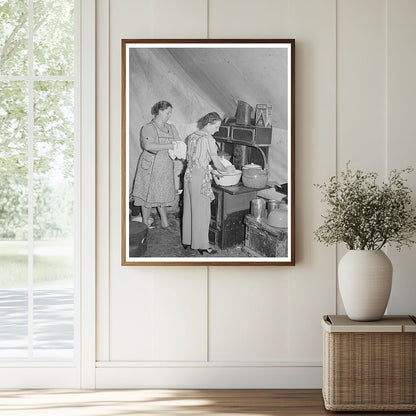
322, 315, 416, 411
243, 214, 287, 257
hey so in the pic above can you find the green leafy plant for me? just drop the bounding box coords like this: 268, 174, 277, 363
314, 164, 416, 250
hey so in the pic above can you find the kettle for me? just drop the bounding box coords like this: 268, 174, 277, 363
235, 100, 253, 125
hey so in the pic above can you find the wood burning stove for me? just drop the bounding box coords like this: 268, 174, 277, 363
209, 118, 273, 250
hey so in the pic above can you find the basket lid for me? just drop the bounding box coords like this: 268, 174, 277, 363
322, 315, 416, 333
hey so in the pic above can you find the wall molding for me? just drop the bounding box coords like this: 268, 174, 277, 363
96, 365, 322, 388
0, 368, 80, 389
96, 360, 321, 368
80, 0, 96, 388
96, 0, 111, 364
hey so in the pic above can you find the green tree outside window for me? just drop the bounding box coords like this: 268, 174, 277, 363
1, 0, 75, 288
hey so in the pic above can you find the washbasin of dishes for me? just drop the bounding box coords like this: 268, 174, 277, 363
212, 169, 242, 186
212, 158, 241, 186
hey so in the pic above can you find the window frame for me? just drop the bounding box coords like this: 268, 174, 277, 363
0, 0, 96, 388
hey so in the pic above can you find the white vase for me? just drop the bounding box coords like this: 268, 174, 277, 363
338, 250, 393, 321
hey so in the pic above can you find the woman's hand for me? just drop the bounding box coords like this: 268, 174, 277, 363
212, 155, 229, 173
142, 138, 175, 152
212, 170, 224, 177
225, 165, 235, 174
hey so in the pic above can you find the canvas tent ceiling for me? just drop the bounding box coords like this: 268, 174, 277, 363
128, 46, 289, 189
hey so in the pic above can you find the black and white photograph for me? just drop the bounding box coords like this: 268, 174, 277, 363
122, 39, 295, 265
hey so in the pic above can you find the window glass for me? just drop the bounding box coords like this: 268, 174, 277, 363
0, 290, 28, 359
33, 0, 74, 76
32, 81, 74, 359
33, 80, 74, 273
0, 81, 29, 273
0, 0, 28, 75
33, 289, 74, 360
0, 81, 29, 359
0, 0, 76, 362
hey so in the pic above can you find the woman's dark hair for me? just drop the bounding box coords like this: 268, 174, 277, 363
151, 100, 172, 116
198, 112, 222, 129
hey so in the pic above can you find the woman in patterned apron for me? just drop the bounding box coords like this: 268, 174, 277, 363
182, 112, 229, 254
132, 101, 179, 228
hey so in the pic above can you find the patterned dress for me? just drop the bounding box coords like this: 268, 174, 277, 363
182, 131, 219, 250
132, 121, 179, 207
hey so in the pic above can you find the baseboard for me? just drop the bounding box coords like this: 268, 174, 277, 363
95, 365, 323, 388
0, 364, 323, 389
0, 367, 80, 388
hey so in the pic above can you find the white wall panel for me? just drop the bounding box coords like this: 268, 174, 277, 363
109, 0, 207, 38
110, 268, 207, 361
153, 0, 207, 38
151, 271, 208, 361
386, 0, 416, 315
209, 268, 290, 361
337, 0, 387, 171
209, 0, 289, 37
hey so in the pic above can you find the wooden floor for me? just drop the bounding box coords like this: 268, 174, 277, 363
0, 389, 413, 415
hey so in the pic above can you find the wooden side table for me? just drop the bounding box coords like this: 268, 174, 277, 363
210, 184, 260, 249
322, 315, 416, 411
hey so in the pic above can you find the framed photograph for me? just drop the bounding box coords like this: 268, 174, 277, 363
122, 39, 295, 265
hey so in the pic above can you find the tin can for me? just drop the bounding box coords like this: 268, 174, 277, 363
267, 199, 279, 215
250, 198, 266, 220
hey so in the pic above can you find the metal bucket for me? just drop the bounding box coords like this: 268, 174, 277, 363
250, 198, 266, 220
235, 100, 253, 125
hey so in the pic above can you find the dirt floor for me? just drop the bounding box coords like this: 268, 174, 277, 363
139, 211, 251, 258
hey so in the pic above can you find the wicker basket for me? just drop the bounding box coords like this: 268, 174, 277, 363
322, 315, 416, 411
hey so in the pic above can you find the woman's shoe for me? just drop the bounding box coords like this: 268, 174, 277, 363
182, 244, 190, 250
146, 217, 155, 229
160, 220, 171, 229
198, 248, 217, 255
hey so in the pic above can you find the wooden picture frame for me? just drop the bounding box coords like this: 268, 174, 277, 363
122, 39, 295, 265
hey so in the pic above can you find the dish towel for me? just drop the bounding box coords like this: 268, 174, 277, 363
168, 140, 187, 160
